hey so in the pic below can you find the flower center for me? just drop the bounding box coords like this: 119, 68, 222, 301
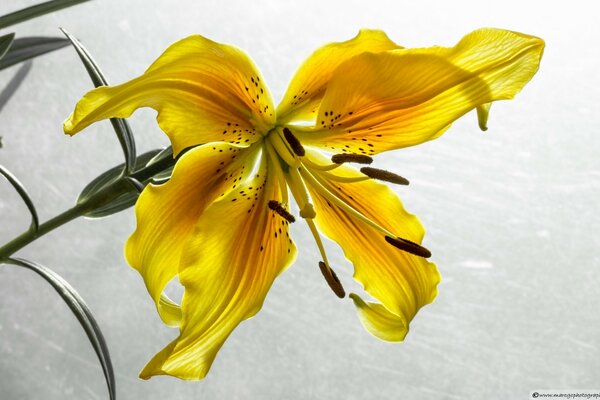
263, 125, 431, 298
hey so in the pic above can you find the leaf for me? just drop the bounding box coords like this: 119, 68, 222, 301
82, 191, 139, 219
0, 36, 69, 70
77, 149, 162, 219
60, 28, 137, 174
0, 33, 15, 60
145, 146, 173, 167
145, 146, 174, 183
78, 149, 161, 203
0, 164, 39, 232
2, 257, 116, 400
0, 0, 91, 30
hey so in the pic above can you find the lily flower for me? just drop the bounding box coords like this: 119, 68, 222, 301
64, 28, 544, 380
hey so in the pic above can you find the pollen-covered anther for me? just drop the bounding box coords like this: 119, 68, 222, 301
267, 200, 295, 223
318, 261, 345, 298
360, 167, 409, 185
282, 127, 305, 157
331, 153, 373, 165
384, 236, 432, 258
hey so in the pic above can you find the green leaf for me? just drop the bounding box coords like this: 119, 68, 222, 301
60, 28, 137, 173
0, 0, 91, 30
0, 36, 69, 70
0, 33, 15, 60
3, 257, 116, 400
0, 164, 39, 232
82, 190, 138, 219
146, 146, 173, 167
145, 146, 174, 183
77, 149, 162, 219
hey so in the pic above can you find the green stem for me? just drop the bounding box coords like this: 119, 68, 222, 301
0, 179, 129, 260
0, 151, 176, 261
0, 203, 84, 260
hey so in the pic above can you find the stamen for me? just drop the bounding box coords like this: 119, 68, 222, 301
300, 168, 397, 238
264, 140, 290, 206
318, 261, 345, 298
316, 170, 370, 184
360, 167, 409, 185
384, 236, 432, 258
331, 153, 373, 165
268, 200, 295, 223
269, 131, 299, 168
301, 156, 341, 172
282, 127, 305, 157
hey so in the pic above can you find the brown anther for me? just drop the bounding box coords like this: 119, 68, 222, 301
318, 261, 345, 298
267, 200, 295, 223
331, 153, 373, 165
384, 236, 432, 258
360, 167, 409, 185
282, 127, 305, 156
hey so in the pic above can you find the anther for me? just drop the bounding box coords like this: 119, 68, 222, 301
331, 153, 373, 165
360, 167, 409, 185
318, 261, 345, 298
384, 236, 432, 258
282, 127, 305, 157
267, 200, 295, 223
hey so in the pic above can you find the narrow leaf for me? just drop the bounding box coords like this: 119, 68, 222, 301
146, 146, 173, 167
83, 191, 139, 219
0, 0, 91, 30
77, 149, 161, 204
3, 257, 116, 400
0, 36, 69, 70
145, 146, 174, 183
0, 33, 15, 60
0, 164, 39, 232
60, 28, 136, 173
77, 149, 162, 219
0, 61, 33, 113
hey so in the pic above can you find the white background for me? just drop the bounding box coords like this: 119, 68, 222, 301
1, 1, 599, 399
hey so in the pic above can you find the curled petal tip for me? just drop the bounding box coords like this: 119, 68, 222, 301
63, 115, 77, 136
477, 103, 491, 131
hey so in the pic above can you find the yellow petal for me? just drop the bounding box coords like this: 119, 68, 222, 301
295, 28, 544, 155
349, 294, 408, 342
305, 154, 439, 341
126, 142, 259, 326
64, 35, 275, 156
276, 29, 401, 123
139, 156, 296, 380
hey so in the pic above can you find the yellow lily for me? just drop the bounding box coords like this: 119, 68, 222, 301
64, 28, 544, 380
